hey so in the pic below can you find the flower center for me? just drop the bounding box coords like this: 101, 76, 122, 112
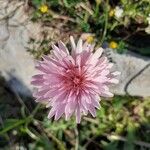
65, 68, 84, 89
73, 77, 80, 84
73, 76, 82, 87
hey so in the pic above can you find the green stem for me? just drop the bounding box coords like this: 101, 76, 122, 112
0, 117, 31, 135
25, 127, 39, 140
45, 129, 66, 150
94, 3, 100, 18
63, 0, 69, 8
99, 0, 109, 46
75, 124, 79, 150
30, 103, 41, 117
0, 104, 41, 135
14, 91, 30, 114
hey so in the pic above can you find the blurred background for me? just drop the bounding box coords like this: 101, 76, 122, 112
0, 0, 150, 149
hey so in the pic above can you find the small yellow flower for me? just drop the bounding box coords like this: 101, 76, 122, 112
109, 41, 118, 49
86, 36, 94, 44
109, 9, 115, 17
39, 4, 48, 13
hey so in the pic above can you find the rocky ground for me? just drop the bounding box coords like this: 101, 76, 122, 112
0, 0, 150, 97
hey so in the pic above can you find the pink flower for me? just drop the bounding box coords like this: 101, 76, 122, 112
31, 36, 120, 123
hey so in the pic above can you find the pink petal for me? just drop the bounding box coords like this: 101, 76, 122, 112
48, 109, 56, 119
108, 78, 119, 84
76, 104, 81, 123
31, 79, 44, 86
54, 105, 65, 120
32, 74, 43, 79
70, 36, 76, 50
101, 91, 114, 97
93, 48, 103, 59
106, 63, 113, 69
58, 41, 69, 54
111, 71, 121, 76
44, 88, 61, 98
88, 106, 96, 117
83, 42, 94, 52
76, 39, 83, 54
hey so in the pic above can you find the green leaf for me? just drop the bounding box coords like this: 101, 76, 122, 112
0, 118, 28, 135
104, 141, 119, 150
32, 0, 42, 7
123, 121, 136, 150
98, 107, 105, 118
112, 97, 125, 111
29, 136, 54, 150
81, 22, 90, 32
117, 41, 127, 54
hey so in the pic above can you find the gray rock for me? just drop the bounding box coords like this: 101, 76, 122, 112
0, 0, 8, 19
0, 20, 9, 43
127, 62, 150, 97
108, 50, 150, 97
0, 25, 37, 96
8, 5, 29, 26
0, 0, 150, 97
0, 0, 40, 96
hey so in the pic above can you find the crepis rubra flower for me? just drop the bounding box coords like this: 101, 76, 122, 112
31, 36, 120, 123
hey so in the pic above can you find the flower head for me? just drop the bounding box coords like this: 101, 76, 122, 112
114, 6, 123, 19
86, 36, 94, 44
31, 37, 120, 123
109, 41, 118, 49
109, 9, 115, 17
39, 4, 48, 13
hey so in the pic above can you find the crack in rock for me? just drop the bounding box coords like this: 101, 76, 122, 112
126, 63, 150, 97
108, 49, 150, 97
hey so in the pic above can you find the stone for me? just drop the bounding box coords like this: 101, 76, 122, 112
0, 25, 37, 96
0, 0, 41, 96
108, 49, 150, 97
0, 0, 9, 20
6, 1, 24, 16
0, 20, 9, 42
8, 5, 29, 26
127, 63, 150, 97
0, 0, 9, 9
0, 0, 150, 97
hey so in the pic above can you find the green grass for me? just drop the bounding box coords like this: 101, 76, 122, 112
27, 0, 150, 58
0, 76, 150, 150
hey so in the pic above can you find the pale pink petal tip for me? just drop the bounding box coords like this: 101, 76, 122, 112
31, 36, 120, 123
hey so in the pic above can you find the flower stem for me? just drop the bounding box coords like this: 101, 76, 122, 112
99, 0, 109, 46
94, 3, 100, 18
75, 124, 80, 150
